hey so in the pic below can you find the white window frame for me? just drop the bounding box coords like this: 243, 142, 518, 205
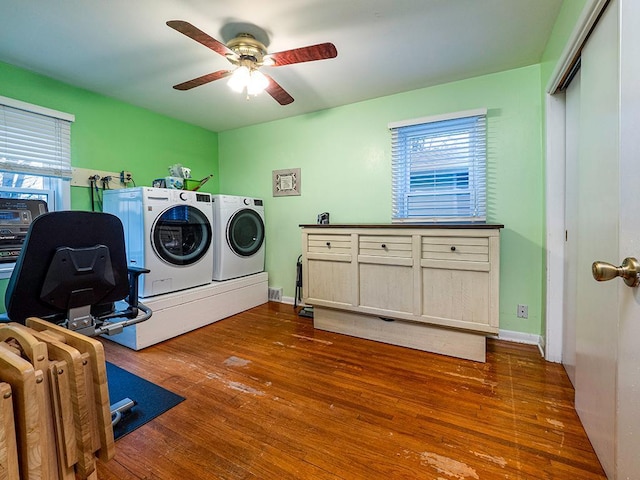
0, 95, 73, 278
389, 108, 487, 223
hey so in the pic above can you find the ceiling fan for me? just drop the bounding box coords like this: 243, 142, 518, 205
166, 20, 338, 105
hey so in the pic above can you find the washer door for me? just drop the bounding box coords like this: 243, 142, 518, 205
227, 209, 265, 257
152, 205, 212, 266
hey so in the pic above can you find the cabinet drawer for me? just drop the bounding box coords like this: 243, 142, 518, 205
307, 234, 351, 254
359, 235, 412, 258
422, 236, 489, 262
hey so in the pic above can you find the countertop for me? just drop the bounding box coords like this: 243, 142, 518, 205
299, 223, 504, 229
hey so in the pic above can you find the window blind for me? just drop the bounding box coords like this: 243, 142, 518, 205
390, 109, 486, 223
0, 100, 73, 179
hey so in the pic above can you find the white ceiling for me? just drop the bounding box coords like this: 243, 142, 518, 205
0, 0, 563, 132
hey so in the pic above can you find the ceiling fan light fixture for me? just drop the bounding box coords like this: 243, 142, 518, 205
227, 65, 269, 96
247, 70, 269, 96
227, 65, 250, 93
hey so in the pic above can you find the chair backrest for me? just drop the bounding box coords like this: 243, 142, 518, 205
5, 211, 130, 324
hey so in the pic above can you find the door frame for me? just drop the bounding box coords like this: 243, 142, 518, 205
544, 0, 608, 362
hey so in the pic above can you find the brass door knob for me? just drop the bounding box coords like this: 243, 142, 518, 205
592, 257, 640, 287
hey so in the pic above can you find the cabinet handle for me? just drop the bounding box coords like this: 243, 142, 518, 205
381, 244, 387, 249
451, 246, 456, 251
326, 242, 331, 247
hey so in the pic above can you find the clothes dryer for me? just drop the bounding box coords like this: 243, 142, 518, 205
212, 195, 265, 281
103, 187, 213, 297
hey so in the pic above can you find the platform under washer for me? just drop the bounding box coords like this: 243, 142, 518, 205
212, 194, 265, 281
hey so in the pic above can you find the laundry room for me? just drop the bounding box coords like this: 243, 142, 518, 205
0, 1, 628, 479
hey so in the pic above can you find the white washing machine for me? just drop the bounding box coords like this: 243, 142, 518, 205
212, 194, 265, 281
103, 187, 213, 297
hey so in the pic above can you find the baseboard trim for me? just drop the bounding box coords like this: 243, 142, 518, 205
281, 295, 299, 306
495, 329, 543, 347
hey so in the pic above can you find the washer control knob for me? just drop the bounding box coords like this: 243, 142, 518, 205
179, 192, 188, 201
243, 198, 251, 205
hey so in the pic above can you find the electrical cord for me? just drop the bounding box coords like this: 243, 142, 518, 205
88, 175, 100, 211
94, 182, 103, 211
294, 255, 302, 309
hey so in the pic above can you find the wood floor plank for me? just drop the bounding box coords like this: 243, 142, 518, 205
96, 302, 606, 479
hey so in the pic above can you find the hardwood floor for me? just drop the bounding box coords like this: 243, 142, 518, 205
97, 302, 606, 479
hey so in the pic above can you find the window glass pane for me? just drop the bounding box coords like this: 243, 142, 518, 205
410, 168, 470, 190
0, 172, 45, 190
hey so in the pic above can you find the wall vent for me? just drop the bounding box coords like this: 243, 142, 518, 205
268, 287, 283, 302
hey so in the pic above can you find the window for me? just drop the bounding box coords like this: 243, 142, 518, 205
389, 108, 487, 223
0, 96, 74, 276
0, 96, 73, 210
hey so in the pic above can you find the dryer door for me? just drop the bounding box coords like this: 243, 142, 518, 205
152, 205, 212, 266
227, 209, 265, 257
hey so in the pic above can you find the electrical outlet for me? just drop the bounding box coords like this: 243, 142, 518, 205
517, 304, 528, 319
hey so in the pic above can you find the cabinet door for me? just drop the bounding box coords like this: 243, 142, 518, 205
420, 235, 497, 333
422, 267, 490, 325
307, 259, 353, 306
304, 233, 354, 307
358, 235, 414, 314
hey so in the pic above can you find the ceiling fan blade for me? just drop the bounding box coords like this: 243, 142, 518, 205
268, 43, 337, 66
173, 70, 232, 91
263, 74, 294, 105
167, 20, 236, 59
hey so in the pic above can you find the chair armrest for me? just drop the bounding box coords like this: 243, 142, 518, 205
127, 266, 150, 275
126, 266, 150, 312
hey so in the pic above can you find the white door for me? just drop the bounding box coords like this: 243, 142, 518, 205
571, 0, 640, 477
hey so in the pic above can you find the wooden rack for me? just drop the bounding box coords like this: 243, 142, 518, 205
0, 318, 114, 480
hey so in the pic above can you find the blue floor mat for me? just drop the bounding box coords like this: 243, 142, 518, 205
106, 362, 185, 439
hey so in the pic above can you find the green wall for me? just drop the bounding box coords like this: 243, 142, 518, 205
219, 64, 544, 335
0, 60, 219, 307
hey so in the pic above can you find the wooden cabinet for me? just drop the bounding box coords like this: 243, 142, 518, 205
301, 224, 502, 362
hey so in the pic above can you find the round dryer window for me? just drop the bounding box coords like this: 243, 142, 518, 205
227, 209, 265, 257
152, 205, 212, 266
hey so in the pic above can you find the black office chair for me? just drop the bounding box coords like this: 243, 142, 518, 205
4, 210, 151, 335
3, 210, 153, 428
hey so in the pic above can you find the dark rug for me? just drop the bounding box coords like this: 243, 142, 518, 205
106, 362, 185, 440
